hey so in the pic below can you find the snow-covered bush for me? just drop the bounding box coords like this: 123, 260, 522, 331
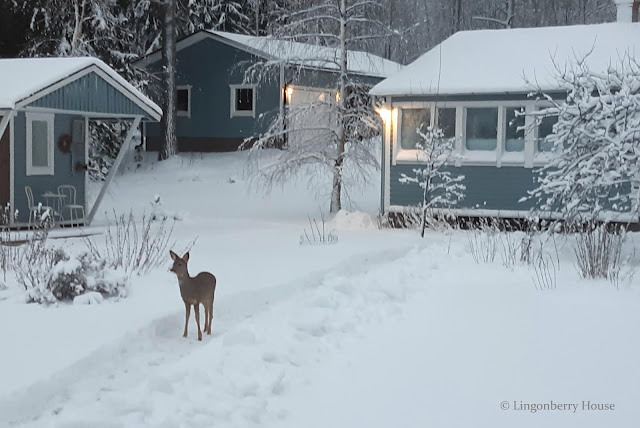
527, 55, 640, 222
84, 210, 182, 276
399, 126, 465, 237
13, 234, 128, 304
150, 194, 183, 221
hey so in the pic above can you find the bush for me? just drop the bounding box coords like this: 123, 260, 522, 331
573, 222, 629, 286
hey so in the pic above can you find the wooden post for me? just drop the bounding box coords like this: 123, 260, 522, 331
86, 116, 141, 225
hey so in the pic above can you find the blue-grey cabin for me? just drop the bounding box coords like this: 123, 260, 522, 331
0, 57, 161, 228
134, 30, 402, 152
370, 21, 640, 221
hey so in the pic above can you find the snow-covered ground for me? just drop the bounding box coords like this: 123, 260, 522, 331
1, 151, 639, 428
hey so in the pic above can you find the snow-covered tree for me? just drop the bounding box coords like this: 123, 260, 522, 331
399, 126, 466, 237
527, 55, 640, 222
245, 0, 386, 213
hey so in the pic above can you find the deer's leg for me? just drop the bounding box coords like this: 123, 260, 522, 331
208, 300, 214, 334
183, 302, 191, 338
203, 304, 210, 334
194, 303, 202, 341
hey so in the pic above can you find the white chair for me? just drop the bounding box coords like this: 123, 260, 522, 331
58, 185, 85, 226
25, 186, 54, 229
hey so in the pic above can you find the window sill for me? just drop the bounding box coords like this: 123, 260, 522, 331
230, 110, 255, 118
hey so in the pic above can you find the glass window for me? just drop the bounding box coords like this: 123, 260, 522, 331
537, 115, 558, 152
505, 107, 525, 152
236, 88, 254, 112
31, 120, 49, 167
465, 108, 498, 151
177, 88, 189, 114
436, 108, 456, 139
400, 108, 431, 150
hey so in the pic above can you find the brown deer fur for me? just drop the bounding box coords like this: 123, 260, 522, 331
169, 251, 217, 341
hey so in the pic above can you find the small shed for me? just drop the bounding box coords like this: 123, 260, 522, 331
0, 57, 161, 228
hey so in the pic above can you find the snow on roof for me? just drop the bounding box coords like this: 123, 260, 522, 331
370, 23, 640, 96
0, 57, 161, 118
209, 30, 403, 78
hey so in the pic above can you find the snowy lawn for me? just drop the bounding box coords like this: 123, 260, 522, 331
1, 151, 639, 427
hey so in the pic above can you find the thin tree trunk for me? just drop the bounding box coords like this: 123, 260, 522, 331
159, 0, 178, 161
330, 0, 348, 214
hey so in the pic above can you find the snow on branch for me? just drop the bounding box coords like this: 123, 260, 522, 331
524, 53, 640, 223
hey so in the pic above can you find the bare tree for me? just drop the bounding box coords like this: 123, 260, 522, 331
246, 0, 386, 213
474, 0, 516, 28
159, 0, 178, 161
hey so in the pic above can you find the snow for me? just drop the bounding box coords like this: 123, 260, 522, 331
0, 57, 161, 117
370, 23, 640, 96
210, 31, 403, 78
1, 150, 640, 427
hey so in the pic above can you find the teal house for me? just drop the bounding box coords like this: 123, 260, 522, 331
370, 20, 640, 220
134, 30, 402, 152
0, 57, 161, 228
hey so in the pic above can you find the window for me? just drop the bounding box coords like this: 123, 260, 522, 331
537, 115, 558, 152
400, 108, 431, 150
230, 85, 256, 117
465, 108, 498, 151
436, 108, 456, 139
505, 107, 525, 152
177, 86, 190, 117
26, 113, 54, 176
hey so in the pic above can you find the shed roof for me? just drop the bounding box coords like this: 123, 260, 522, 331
135, 30, 402, 79
0, 57, 161, 120
370, 23, 640, 97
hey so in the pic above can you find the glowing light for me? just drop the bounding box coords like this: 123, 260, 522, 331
286, 87, 293, 96
336, 92, 341, 102
376, 107, 392, 122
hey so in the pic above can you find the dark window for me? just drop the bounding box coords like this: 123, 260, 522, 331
537, 115, 558, 152
505, 107, 525, 152
177, 88, 189, 113
235, 88, 254, 112
466, 108, 498, 151
436, 108, 456, 139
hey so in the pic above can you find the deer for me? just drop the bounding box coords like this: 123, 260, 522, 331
169, 251, 217, 341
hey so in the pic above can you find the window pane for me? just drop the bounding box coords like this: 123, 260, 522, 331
400, 109, 431, 150
505, 107, 525, 152
537, 115, 558, 152
177, 89, 189, 112
236, 88, 254, 111
466, 108, 497, 151
437, 108, 456, 139
31, 120, 49, 167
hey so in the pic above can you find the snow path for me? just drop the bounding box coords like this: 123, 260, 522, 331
1, 244, 418, 427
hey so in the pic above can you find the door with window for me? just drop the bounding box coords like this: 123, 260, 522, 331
0, 117, 9, 208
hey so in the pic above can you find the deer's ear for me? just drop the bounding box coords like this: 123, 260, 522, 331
170, 250, 178, 261
183, 252, 190, 263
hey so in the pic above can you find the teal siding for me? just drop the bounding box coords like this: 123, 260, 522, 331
146, 38, 281, 142
390, 164, 537, 211
28, 72, 152, 118
145, 37, 384, 148
13, 112, 86, 223
288, 67, 381, 89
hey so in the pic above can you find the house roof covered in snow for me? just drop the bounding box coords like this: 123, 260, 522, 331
370, 23, 640, 97
0, 57, 161, 119
134, 30, 402, 79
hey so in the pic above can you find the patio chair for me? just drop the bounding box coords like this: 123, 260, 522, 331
25, 186, 55, 229
58, 185, 85, 226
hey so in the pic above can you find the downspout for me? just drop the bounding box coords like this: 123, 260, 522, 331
0, 110, 15, 226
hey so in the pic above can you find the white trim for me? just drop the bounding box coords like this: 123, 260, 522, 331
496, 107, 506, 168
177, 85, 191, 118
21, 106, 150, 119
383, 105, 394, 212
84, 116, 89, 214
387, 205, 639, 223
25, 112, 55, 176
9, 114, 14, 226
524, 105, 535, 168
230, 84, 257, 118
15, 65, 162, 121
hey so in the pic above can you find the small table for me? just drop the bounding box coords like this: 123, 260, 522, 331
42, 192, 66, 221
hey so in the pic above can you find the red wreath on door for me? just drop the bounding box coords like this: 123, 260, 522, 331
57, 134, 72, 153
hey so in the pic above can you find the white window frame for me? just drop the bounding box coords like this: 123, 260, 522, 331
26, 112, 55, 176
230, 84, 257, 118
177, 85, 191, 118
393, 100, 548, 168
